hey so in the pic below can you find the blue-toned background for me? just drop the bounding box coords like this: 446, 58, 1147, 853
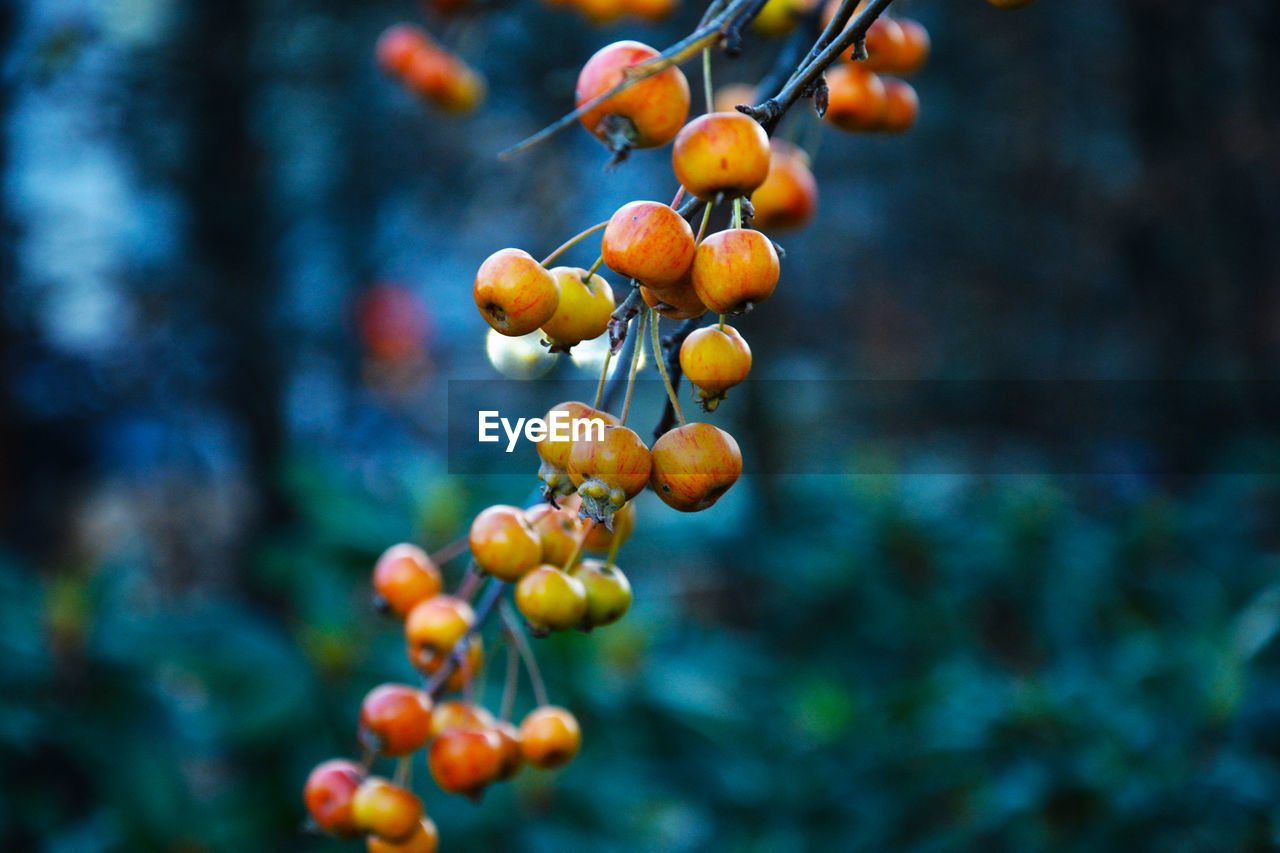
3, 0, 1280, 850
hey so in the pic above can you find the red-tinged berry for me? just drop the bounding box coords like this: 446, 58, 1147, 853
679, 324, 752, 410
602, 201, 696, 291
649, 422, 742, 512
568, 425, 652, 526
519, 706, 581, 769
469, 505, 542, 582
525, 503, 587, 567
428, 728, 504, 796
474, 248, 560, 337
536, 401, 619, 500
541, 266, 615, 352
372, 544, 442, 618
672, 112, 772, 202
691, 228, 780, 315
351, 777, 423, 843
359, 684, 434, 757
576, 41, 691, 151
750, 139, 818, 231
366, 817, 439, 853
304, 759, 364, 838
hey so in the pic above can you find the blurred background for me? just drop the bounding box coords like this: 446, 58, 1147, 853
3, 0, 1280, 850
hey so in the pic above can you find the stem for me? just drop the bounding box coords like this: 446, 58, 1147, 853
541, 220, 608, 267
604, 530, 622, 571
563, 519, 598, 571
499, 638, 519, 722
584, 254, 605, 280
719, 313, 726, 331
702, 47, 714, 113
455, 562, 483, 600
732, 196, 743, 228
695, 200, 714, 244
593, 347, 613, 410
394, 756, 412, 787
429, 536, 469, 566
501, 602, 549, 708
651, 312, 686, 426
620, 308, 648, 426
423, 578, 505, 697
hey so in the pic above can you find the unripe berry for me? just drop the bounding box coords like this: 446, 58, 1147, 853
304, 759, 364, 838
405, 595, 474, 658
469, 505, 542, 581
825, 65, 888, 132
568, 425, 652, 525
519, 706, 581, 769
351, 777, 423, 843
366, 817, 439, 853
516, 564, 589, 631
753, 0, 817, 37
540, 267, 615, 352
536, 401, 619, 500
602, 201, 696, 291
672, 112, 772, 201
679, 324, 752, 410
576, 41, 691, 150
691, 228, 780, 315
435, 64, 486, 114
570, 559, 632, 628
750, 139, 818, 231
649, 422, 742, 512
372, 544, 442, 618
525, 503, 587, 567
358, 684, 434, 757
429, 700, 497, 738
474, 248, 560, 337
376, 25, 431, 76
880, 78, 919, 133
491, 719, 525, 780
641, 271, 707, 320
428, 727, 504, 796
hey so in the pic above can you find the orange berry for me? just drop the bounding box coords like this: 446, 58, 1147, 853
641, 270, 707, 320
568, 425, 653, 525
749, 139, 818, 231
893, 18, 931, 74
409, 634, 484, 693
649, 422, 742, 512
672, 112, 772, 201
469, 505, 542, 581
569, 559, 632, 628
540, 266, 615, 351
436, 64, 486, 113
376, 25, 431, 76
525, 503, 587, 567
491, 719, 525, 781
429, 700, 496, 738
473, 248, 560, 337
428, 728, 503, 796
861, 16, 907, 70
691, 228, 780, 315
304, 759, 364, 838
515, 564, 588, 631
576, 0, 627, 24
405, 595, 475, 657
679, 324, 752, 410
880, 78, 919, 133
372, 544, 442, 618
366, 817, 439, 853
358, 684, 434, 757
824, 65, 887, 132
576, 41, 691, 150
623, 0, 677, 21
519, 706, 581, 769
351, 777, 423, 843
602, 201, 696, 291
536, 401, 620, 499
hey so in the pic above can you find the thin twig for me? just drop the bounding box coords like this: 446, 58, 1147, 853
653, 318, 702, 440
423, 578, 505, 697
501, 602, 549, 707
651, 311, 686, 426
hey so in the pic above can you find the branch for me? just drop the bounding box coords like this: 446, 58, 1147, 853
422, 577, 506, 697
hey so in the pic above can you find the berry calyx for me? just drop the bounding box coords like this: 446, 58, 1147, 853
515, 564, 589, 631
358, 684, 434, 757
691, 228, 780, 315
750, 139, 818, 231
649, 422, 742, 512
518, 706, 582, 769
536, 401, 620, 500
525, 502, 587, 567
569, 559, 632, 628
568, 424, 653, 525
304, 759, 365, 838
671, 112, 772, 201
540, 267, 615, 353
366, 817, 439, 853
473, 248, 560, 337
428, 727, 504, 797
560, 493, 636, 552
468, 505, 543, 581
351, 777, 423, 843
576, 41, 691, 153
601, 201, 696, 291
679, 324, 752, 410
372, 544, 442, 617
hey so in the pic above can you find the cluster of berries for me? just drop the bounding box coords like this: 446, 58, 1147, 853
821, 2, 931, 133
375, 23, 486, 114
542, 0, 679, 25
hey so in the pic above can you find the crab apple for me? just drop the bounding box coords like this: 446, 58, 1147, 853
560, 493, 636, 552
359, 684, 434, 757
691, 228, 780, 315
402, 48, 483, 113
429, 727, 504, 796
411, 635, 484, 693
491, 719, 525, 780
860, 16, 908, 70
405, 595, 475, 657
469, 504, 542, 581
537, 401, 620, 500
435, 64, 487, 114
525, 503, 587, 567
753, 0, 816, 37
601, 201, 696, 291
672, 112, 772, 202
367, 818, 439, 853
641, 271, 707, 320
519, 706, 581, 769
570, 559, 632, 628
474, 248, 560, 337
372, 544, 442, 618
623, 0, 677, 21
824, 65, 888, 132
352, 777, 423, 843
516, 564, 589, 631
880, 78, 919, 133
568, 425, 653, 525
679, 324, 752, 411
376, 24, 431, 76
893, 18, 931, 74
576, 0, 627, 23
541, 267, 615, 352
576, 41, 691, 150
749, 139, 818, 231
430, 700, 497, 738
304, 759, 364, 838
649, 422, 742, 512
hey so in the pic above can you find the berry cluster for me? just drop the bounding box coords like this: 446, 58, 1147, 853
375, 23, 486, 114
543, 0, 679, 26
308, 0, 1043, 846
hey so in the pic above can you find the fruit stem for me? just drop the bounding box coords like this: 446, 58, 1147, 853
719, 313, 726, 331
702, 47, 714, 113
501, 602, 549, 707
651, 311, 686, 426
583, 254, 605, 280
593, 347, 613, 410
695, 201, 713, 244
604, 530, 622, 571
455, 561, 483, 600
620, 307, 647, 426
732, 196, 743, 229
429, 535, 470, 566
540, 220, 609, 267
563, 519, 597, 572
394, 756, 412, 788
499, 638, 519, 722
